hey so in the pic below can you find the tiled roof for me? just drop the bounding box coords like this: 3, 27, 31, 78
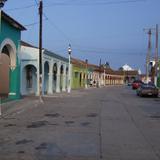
123, 70, 139, 76
71, 57, 124, 76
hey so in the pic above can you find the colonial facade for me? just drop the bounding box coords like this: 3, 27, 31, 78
71, 58, 88, 89
71, 58, 125, 89
19, 41, 69, 96
95, 66, 124, 86
0, 11, 129, 102
0, 11, 26, 100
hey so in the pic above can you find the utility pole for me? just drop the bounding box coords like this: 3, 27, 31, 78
39, 0, 43, 102
144, 26, 160, 84
154, 24, 159, 86
145, 29, 152, 83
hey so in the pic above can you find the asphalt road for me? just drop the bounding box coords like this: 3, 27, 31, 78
0, 86, 160, 160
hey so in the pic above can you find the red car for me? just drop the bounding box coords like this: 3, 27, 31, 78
132, 80, 143, 89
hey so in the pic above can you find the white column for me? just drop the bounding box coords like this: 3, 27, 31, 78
56, 62, 60, 93
48, 62, 53, 94
62, 65, 66, 92
67, 55, 71, 93
36, 67, 40, 96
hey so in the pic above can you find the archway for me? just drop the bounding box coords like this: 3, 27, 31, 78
53, 63, 57, 92
0, 42, 16, 97
60, 65, 64, 91
0, 39, 17, 69
23, 65, 37, 95
44, 61, 49, 94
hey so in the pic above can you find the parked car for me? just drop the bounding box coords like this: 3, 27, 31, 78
137, 83, 159, 97
132, 80, 143, 89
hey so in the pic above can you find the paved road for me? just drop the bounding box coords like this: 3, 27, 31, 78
0, 86, 160, 160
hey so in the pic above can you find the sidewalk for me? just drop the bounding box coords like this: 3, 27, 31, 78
0, 89, 89, 117
1, 97, 40, 117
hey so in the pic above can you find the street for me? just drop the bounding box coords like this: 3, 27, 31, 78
0, 86, 160, 160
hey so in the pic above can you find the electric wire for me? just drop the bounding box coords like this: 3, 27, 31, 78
45, 0, 146, 7
4, 0, 148, 11
4, 0, 148, 57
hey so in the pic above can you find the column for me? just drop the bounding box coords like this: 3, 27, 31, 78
62, 65, 66, 92
48, 62, 53, 95
56, 62, 60, 93
36, 66, 40, 96
67, 60, 72, 93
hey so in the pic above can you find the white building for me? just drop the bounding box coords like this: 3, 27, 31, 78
121, 64, 134, 71
19, 41, 69, 96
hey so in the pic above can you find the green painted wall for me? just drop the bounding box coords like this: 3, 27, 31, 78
0, 15, 21, 100
71, 65, 87, 89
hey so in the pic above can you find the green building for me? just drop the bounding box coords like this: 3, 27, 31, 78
71, 58, 88, 89
0, 11, 26, 101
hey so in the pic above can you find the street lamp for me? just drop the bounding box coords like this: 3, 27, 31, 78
67, 44, 72, 93
0, 0, 7, 9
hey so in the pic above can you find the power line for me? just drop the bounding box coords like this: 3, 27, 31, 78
39, 1, 71, 42
34, 0, 38, 6
5, 4, 36, 11
4, 0, 148, 12
32, 0, 72, 42
44, 0, 147, 7
24, 17, 48, 27
70, 47, 146, 56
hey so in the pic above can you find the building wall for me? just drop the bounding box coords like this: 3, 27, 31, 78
20, 45, 69, 95
0, 17, 21, 100
19, 46, 39, 95
71, 65, 87, 89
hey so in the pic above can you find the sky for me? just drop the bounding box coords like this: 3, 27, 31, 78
3, 0, 160, 73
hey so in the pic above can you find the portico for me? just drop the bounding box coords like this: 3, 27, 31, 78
20, 41, 69, 96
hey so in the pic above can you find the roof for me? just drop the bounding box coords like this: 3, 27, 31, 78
1, 11, 26, 31
44, 50, 68, 62
21, 41, 38, 49
123, 70, 139, 76
71, 57, 124, 76
71, 58, 87, 68
21, 41, 68, 62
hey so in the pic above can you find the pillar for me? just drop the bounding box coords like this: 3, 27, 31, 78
56, 62, 60, 93
48, 62, 53, 94
62, 65, 66, 92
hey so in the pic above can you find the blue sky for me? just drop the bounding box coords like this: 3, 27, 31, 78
3, 0, 160, 72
